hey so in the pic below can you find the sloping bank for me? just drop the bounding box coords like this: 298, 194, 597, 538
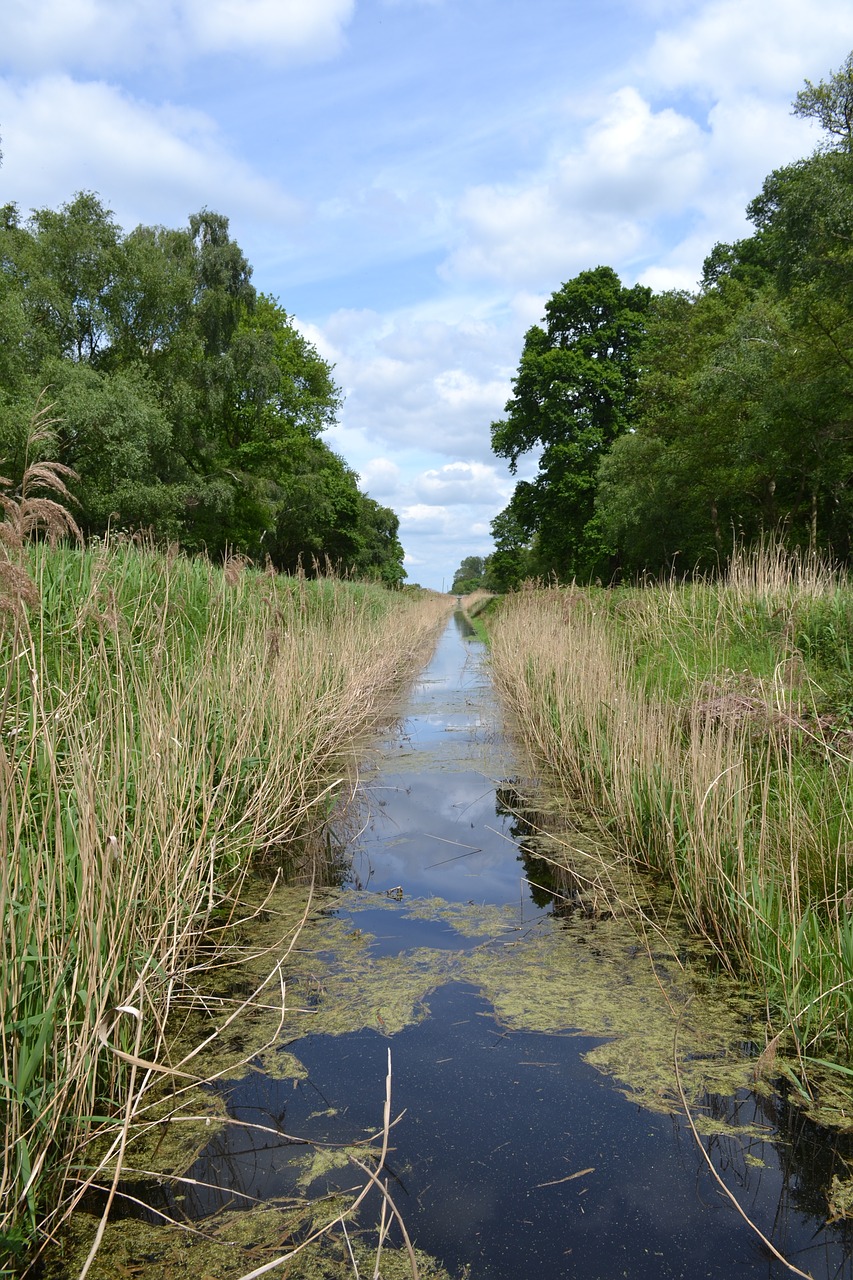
485, 554, 853, 1096
0, 541, 450, 1271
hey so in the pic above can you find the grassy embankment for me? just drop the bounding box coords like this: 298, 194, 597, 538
487, 547, 853, 1077
456, 590, 495, 643
0, 537, 449, 1270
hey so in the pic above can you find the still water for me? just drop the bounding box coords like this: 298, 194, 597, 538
178, 614, 853, 1279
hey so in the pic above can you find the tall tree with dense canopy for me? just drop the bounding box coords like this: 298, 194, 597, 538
0, 193, 407, 584
491, 266, 651, 582
591, 53, 853, 575
451, 555, 486, 593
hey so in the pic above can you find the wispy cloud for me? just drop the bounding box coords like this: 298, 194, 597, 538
0, 76, 301, 228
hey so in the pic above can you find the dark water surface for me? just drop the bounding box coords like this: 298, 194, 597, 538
184, 614, 853, 1279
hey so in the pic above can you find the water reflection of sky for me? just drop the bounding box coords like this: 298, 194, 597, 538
376, 612, 512, 774
182, 982, 853, 1280
350, 612, 539, 909
349, 768, 528, 903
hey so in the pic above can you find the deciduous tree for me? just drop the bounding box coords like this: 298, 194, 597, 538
491, 266, 650, 581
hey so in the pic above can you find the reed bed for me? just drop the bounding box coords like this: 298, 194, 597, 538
0, 538, 449, 1269
488, 552, 853, 1070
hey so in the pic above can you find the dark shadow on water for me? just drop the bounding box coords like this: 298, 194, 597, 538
145, 982, 853, 1280
452, 609, 476, 639
321, 906, 488, 956
494, 779, 590, 914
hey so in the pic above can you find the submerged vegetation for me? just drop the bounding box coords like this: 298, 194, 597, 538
487, 545, 853, 1084
45, 876, 781, 1279
0, 527, 449, 1272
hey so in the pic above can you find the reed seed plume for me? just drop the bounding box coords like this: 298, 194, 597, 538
0, 392, 82, 552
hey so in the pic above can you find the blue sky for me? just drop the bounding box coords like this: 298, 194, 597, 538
2, 0, 853, 588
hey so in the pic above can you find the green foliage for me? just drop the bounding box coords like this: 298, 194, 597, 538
451, 554, 487, 593
353, 496, 407, 587
492, 266, 651, 583
596, 279, 843, 573
792, 51, 853, 147
486, 503, 535, 590
493, 54, 853, 583
0, 195, 404, 584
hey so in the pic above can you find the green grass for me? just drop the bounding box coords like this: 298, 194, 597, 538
458, 590, 499, 645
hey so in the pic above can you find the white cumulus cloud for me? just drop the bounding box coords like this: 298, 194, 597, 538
644, 0, 853, 97
444, 86, 709, 288
358, 457, 402, 501
441, 13, 853, 297
311, 306, 516, 461
184, 0, 354, 58
414, 461, 511, 507
400, 504, 453, 534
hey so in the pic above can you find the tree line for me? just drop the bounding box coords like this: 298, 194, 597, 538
0, 194, 406, 584
484, 54, 853, 589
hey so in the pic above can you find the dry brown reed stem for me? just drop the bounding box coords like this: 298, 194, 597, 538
0, 542, 451, 1264
725, 539, 840, 605
458, 588, 493, 610
369, 1046, 398, 1279
76, 1008, 145, 1280
70, 957, 291, 1262
673, 1011, 814, 1279
234, 1050, 419, 1280
70, 864, 317, 1227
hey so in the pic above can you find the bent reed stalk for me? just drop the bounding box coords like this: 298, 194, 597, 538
0, 537, 450, 1268
488, 550, 853, 1068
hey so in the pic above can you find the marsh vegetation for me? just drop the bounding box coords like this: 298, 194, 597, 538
487, 546, 853, 1087
77, 604, 853, 1280
0, 528, 449, 1273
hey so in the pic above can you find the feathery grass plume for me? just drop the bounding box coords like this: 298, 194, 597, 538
222, 549, 250, 586
0, 391, 82, 551
0, 393, 81, 624
0, 559, 40, 619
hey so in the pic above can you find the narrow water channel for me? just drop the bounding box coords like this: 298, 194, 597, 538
158, 613, 853, 1279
